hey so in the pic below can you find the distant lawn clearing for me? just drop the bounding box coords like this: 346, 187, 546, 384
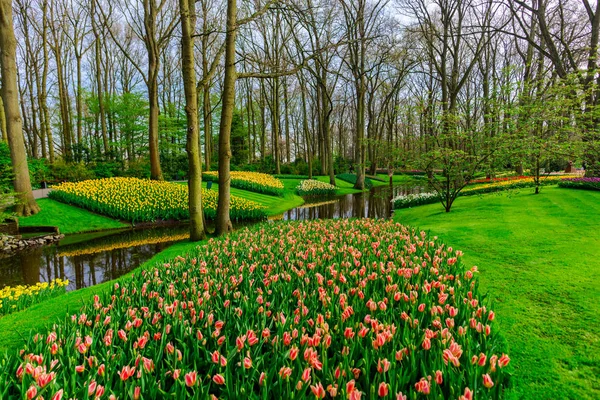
393, 186, 600, 399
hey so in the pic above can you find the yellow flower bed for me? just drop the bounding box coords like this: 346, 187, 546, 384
203, 171, 284, 196
49, 177, 266, 222
0, 279, 69, 316
463, 175, 571, 194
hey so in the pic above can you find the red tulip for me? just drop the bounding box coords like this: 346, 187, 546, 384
310, 382, 326, 399
435, 370, 443, 385
133, 386, 141, 400
498, 353, 511, 368
302, 368, 311, 383
378, 382, 389, 397
279, 366, 293, 379
482, 374, 494, 389
243, 357, 252, 369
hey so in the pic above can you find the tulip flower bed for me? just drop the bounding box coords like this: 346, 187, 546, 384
558, 177, 600, 191
49, 178, 266, 223
203, 171, 284, 196
0, 219, 510, 399
0, 279, 69, 317
296, 179, 338, 196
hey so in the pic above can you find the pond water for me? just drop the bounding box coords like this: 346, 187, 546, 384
0, 182, 423, 291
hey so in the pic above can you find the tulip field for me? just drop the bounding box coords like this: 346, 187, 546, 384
296, 179, 338, 196
0, 219, 510, 399
48, 177, 266, 223
203, 171, 285, 196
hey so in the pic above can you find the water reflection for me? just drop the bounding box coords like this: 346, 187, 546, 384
0, 226, 190, 291
279, 184, 423, 221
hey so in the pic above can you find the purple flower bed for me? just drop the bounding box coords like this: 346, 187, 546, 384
558, 177, 600, 190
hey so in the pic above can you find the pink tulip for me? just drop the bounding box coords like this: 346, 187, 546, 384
26, 385, 37, 400
88, 380, 97, 397
51, 389, 64, 400
185, 371, 197, 387
243, 357, 252, 369
213, 374, 225, 385
133, 386, 141, 400
259, 372, 267, 386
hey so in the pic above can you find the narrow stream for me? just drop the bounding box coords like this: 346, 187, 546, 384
0, 183, 423, 291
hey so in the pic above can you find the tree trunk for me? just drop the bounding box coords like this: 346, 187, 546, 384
0, 0, 39, 216
272, 76, 281, 174
180, 0, 206, 241
202, 84, 212, 170
215, 0, 236, 235
0, 95, 6, 141
40, 0, 53, 162
145, 1, 163, 181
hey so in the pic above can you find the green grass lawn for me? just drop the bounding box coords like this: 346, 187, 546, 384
393, 186, 600, 399
18, 198, 130, 234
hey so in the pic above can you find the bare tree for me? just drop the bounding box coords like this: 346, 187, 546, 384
0, 0, 40, 215
180, 0, 207, 241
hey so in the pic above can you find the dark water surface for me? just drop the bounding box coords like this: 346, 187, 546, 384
0, 183, 423, 291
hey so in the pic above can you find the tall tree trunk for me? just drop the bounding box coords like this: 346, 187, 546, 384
283, 78, 291, 163
0, 95, 6, 141
39, 0, 53, 162
354, 81, 366, 190
180, 0, 206, 241
215, 0, 236, 235
202, 86, 212, 170
272, 76, 281, 174
145, 1, 163, 181
0, 0, 39, 216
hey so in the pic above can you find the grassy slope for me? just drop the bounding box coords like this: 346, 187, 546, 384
393, 187, 600, 399
0, 239, 201, 352
18, 198, 129, 234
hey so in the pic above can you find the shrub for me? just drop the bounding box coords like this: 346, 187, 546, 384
296, 179, 337, 196
50, 161, 95, 183
49, 177, 266, 223
0, 219, 510, 399
558, 177, 600, 191
203, 171, 284, 196
336, 173, 373, 189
